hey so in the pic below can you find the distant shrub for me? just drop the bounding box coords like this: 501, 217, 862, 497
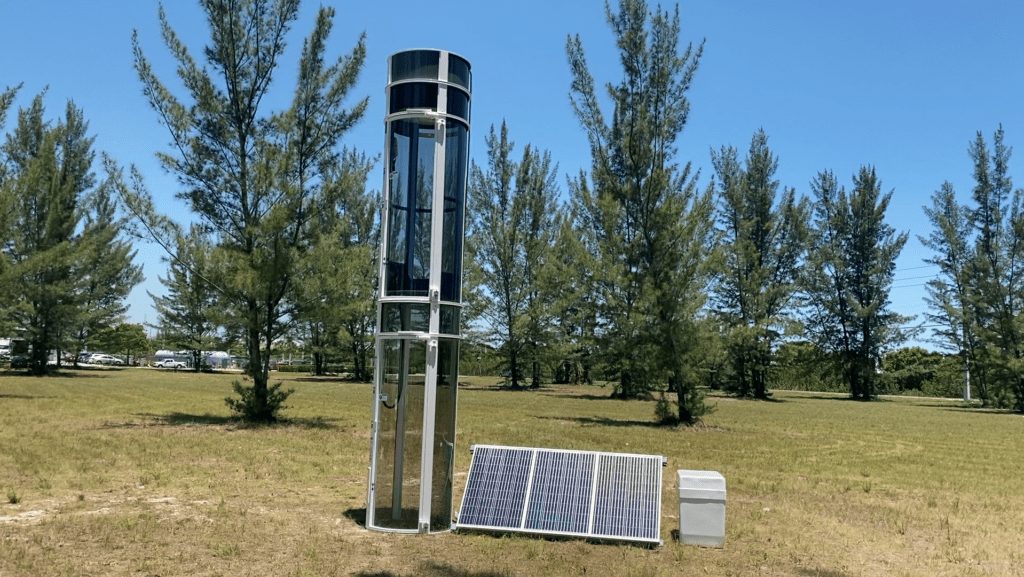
225, 380, 294, 422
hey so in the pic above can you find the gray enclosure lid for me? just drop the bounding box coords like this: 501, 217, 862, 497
456, 445, 664, 545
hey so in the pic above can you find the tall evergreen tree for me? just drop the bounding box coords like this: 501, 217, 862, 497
546, 210, 597, 385
151, 225, 219, 371
0, 85, 21, 338
711, 130, 808, 399
921, 182, 980, 401
962, 128, 1024, 409
1, 95, 96, 374
291, 150, 377, 378
70, 178, 144, 364
127, 1, 367, 420
466, 122, 559, 389
804, 167, 908, 400
567, 0, 714, 423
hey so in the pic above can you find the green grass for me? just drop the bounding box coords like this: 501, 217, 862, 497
1, 368, 1023, 576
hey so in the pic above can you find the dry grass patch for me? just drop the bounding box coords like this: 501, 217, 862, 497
1, 369, 1023, 576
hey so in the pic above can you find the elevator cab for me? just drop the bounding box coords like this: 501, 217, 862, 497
368, 49, 471, 533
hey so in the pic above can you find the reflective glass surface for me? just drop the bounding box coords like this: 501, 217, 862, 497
441, 120, 469, 302
446, 88, 470, 121
439, 305, 461, 336
391, 50, 439, 82
448, 55, 471, 91
430, 337, 460, 530
390, 83, 438, 114
381, 302, 430, 333
386, 118, 435, 296
373, 338, 427, 530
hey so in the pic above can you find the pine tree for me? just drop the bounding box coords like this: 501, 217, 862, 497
567, 0, 714, 423
93, 323, 149, 365
70, 178, 144, 364
547, 214, 598, 385
1, 95, 98, 374
960, 128, 1024, 410
804, 167, 908, 400
921, 182, 981, 401
151, 225, 219, 371
0, 85, 21, 338
466, 122, 559, 389
711, 130, 808, 399
291, 150, 377, 378
127, 1, 367, 420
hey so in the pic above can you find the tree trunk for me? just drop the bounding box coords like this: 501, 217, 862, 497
313, 350, 325, 376
246, 301, 271, 421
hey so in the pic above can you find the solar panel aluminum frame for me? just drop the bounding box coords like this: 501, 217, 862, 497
456, 445, 666, 545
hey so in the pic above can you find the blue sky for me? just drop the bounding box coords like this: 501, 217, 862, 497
3, 1, 1024, 348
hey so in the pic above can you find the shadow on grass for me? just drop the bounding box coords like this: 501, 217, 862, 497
355, 563, 512, 577
343, 507, 366, 527
0, 370, 111, 379
941, 406, 1022, 417
538, 393, 616, 401
0, 393, 55, 399
103, 412, 342, 429
289, 376, 366, 383
789, 394, 891, 403
536, 415, 663, 428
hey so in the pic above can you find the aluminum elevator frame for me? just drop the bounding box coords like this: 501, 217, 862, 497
367, 49, 471, 534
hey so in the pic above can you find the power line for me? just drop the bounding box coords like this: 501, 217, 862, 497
897, 264, 937, 272
892, 273, 939, 282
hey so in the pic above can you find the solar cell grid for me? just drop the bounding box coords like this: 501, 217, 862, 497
592, 454, 661, 541
524, 450, 594, 534
456, 445, 664, 545
458, 446, 532, 529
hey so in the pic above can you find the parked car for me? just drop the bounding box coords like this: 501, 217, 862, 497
88, 353, 124, 366
153, 359, 186, 369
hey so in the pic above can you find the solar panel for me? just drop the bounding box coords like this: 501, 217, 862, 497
456, 445, 665, 545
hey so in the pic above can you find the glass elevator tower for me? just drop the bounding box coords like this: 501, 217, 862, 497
367, 49, 471, 533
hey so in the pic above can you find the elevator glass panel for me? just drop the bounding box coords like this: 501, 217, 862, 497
391, 50, 440, 83
448, 56, 471, 91
429, 337, 460, 530
373, 338, 427, 530
386, 118, 436, 297
441, 121, 468, 302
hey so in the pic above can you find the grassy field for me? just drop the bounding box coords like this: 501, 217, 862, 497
1, 369, 1022, 577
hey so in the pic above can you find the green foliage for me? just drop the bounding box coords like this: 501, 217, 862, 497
128, 0, 367, 421
69, 177, 144, 363
150, 225, 219, 371
546, 212, 598, 385
803, 167, 909, 400
6, 488, 20, 504
567, 0, 714, 423
923, 127, 1024, 410
466, 122, 560, 389
880, 347, 963, 397
92, 323, 150, 365
711, 130, 809, 399
0, 91, 140, 374
771, 341, 846, 393
291, 150, 377, 380
224, 380, 294, 423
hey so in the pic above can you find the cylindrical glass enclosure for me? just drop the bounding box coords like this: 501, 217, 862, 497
368, 49, 470, 534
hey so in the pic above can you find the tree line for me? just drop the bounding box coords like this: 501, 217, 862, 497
3, 0, 1022, 423
465, 0, 1024, 422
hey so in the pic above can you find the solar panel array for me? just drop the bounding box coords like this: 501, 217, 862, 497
456, 445, 664, 544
